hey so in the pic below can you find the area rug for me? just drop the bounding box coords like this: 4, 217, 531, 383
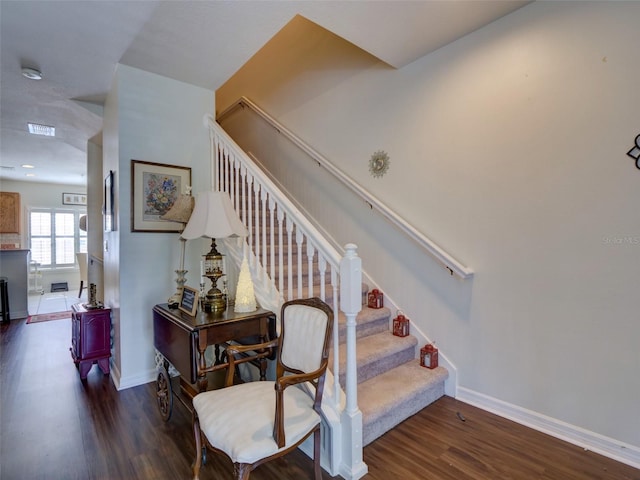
26, 311, 72, 324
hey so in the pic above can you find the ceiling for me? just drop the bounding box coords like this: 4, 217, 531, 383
0, 0, 529, 187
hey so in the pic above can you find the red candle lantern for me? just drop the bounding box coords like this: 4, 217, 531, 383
392, 310, 410, 337
420, 343, 438, 369
367, 289, 384, 309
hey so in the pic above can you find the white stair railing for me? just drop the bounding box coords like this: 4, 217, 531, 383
205, 115, 367, 479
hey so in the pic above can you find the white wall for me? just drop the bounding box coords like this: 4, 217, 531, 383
102, 65, 214, 389
87, 138, 105, 300
217, 2, 640, 453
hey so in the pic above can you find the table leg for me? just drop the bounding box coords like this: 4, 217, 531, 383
197, 333, 208, 392
259, 327, 267, 381
79, 361, 92, 379
97, 357, 110, 375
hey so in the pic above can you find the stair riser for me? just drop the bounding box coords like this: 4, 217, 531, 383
337, 342, 415, 389
337, 314, 388, 344
363, 380, 444, 446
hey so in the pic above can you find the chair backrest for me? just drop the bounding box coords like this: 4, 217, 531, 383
278, 298, 333, 376
76, 252, 88, 283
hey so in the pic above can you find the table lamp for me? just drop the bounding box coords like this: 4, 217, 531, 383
181, 191, 247, 312
161, 192, 195, 305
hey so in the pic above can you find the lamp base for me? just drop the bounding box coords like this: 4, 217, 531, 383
168, 268, 188, 307
204, 289, 226, 313
203, 273, 226, 312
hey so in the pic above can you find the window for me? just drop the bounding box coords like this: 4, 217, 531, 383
29, 208, 86, 269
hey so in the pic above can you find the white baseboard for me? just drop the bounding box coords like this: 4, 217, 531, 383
112, 365, 156, 391
456, 387, 640, 470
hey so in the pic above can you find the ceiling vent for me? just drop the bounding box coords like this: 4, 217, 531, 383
28, 123, 55, 136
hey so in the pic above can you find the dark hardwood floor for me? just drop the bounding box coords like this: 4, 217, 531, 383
1, 316, 638, 480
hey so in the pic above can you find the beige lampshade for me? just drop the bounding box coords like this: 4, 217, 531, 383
160, 194, 195, 224
181, 191, 247, 240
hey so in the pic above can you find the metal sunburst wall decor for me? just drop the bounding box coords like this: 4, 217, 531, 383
369, 150, 390, 178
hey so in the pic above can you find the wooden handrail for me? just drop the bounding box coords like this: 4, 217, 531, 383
218, 97, 473, 279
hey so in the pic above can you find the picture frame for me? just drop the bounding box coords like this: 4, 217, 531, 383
62, 192, 87, 206
131, 160, 192, 232
179, 286, 199, 316
104, 170, 115, 232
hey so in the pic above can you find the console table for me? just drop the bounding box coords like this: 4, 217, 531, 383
70, 303, 111, 380
153, 303, 276, 420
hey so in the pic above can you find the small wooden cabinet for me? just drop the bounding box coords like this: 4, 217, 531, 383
0, 192, 20, 234
70, 303, 111, 380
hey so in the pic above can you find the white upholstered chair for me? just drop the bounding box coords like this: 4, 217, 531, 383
76, 252, 88, 299
191, 297, 334, 480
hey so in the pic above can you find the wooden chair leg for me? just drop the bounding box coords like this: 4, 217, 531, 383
192, 416, 203, 480
234, 463, 251, 480
314, 427, 321, 480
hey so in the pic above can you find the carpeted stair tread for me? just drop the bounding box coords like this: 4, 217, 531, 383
336, 332, 417, 387
336, 307, 390, 343
359, 362, 448, 445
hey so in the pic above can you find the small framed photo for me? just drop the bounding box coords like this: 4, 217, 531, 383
62, 193, 87, 206
179, 286, 199, 317
131, 160, 191, 232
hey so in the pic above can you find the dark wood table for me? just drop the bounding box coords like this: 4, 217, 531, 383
152, 303, 276, 420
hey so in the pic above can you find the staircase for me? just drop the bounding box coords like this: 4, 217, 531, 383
242, 210, 449, 446
210, 114, 448, 477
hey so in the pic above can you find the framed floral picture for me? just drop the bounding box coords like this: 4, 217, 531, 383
131, 160, 191, 232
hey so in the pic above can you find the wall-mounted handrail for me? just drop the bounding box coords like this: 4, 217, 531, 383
218, 97, 473, 279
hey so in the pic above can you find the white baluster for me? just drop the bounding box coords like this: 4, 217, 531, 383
306, 241, 315, 299
222, 144, 229, 192
212, 131, 218, 191
241, 167, 249, 260
260, 187, 267, 276
318, 253, 327, 302
295, 228, 303, 298
233, 158, 240, 210
253, 181, 260, 270
277, 207, 285, 297
286, 216, 293, 301
331, 267, 340, 404
240, 166, 247, 223
268, 197, 276, 283
247, 175, 254, 267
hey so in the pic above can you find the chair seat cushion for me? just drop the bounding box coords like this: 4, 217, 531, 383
193, 381, 320, 465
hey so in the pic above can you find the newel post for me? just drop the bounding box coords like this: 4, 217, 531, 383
339, 244, 368, 479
